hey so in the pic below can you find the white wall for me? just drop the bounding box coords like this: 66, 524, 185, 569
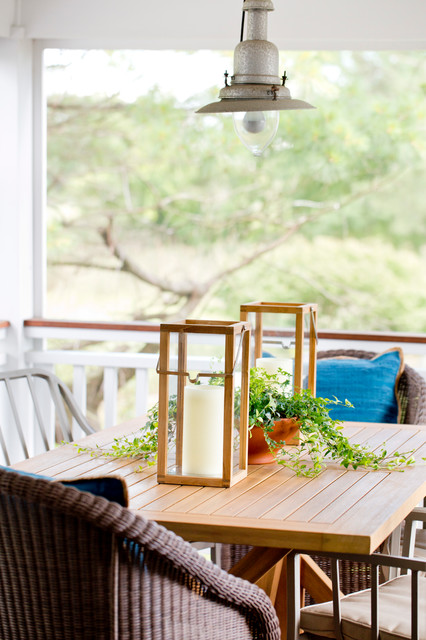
0, 0, 14, 38
0, 39, 35, 367
7, 0, 426, 50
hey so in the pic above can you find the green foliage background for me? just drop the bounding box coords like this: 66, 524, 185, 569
46, 50, 426, 331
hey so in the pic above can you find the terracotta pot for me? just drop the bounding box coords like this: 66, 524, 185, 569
248, 417, 300, 464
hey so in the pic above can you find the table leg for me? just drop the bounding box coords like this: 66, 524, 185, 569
274, 554, 289, 639
229, 546, 336, 638
256, 558, 285, 605
229, 546, 291, 584
300, 553, 336, 603
286, 550, 301, 640
387, 523, 402, 580
229, 546, 291, 633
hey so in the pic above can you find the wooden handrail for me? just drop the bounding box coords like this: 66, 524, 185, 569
264, 328, 426, 344
0, 321, 10, 329
24, 318, 159, 332
23, 318, 426, 344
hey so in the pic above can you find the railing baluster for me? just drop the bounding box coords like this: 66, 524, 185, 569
72, 366, 87, 438
0, 421, 11, 466
104, 367, 118, 429
135, 368, 148, 416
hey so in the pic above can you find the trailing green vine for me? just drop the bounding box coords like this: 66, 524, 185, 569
247, 367, 419, 477
75, 368, 422, 477
75, 396, 176, 471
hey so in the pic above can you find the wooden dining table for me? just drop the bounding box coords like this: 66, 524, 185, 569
13, 419, 426, 639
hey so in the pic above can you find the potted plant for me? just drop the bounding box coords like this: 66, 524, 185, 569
247, 366, 417, 476
76, 367, 417, 477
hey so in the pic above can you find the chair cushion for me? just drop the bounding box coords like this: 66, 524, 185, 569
300, 574, 426, 640
316, 348, 404, 423
1, 466, 128, 506
60, 477, 128, 506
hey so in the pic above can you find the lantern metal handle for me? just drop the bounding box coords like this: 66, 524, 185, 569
261, 307, 318, 349
156, 327, 246, 381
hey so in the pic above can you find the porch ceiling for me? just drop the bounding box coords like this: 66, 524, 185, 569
2, 0, 425, 49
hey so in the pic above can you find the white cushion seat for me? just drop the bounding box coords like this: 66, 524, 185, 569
301, 574, 426, 640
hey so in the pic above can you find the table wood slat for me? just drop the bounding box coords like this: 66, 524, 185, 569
257, 470, 347, 522
310, 470, 388, 524
227, 473, 313, 520
212, 469, 299, 518
284, 470, 372, 523
186, 465, 283, 515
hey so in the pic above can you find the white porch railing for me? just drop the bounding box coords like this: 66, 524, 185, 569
24, 320, 426, 428
1, 319, 426, 434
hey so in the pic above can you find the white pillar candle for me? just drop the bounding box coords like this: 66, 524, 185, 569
182, 384, 224, 477
255, 357, 293, 385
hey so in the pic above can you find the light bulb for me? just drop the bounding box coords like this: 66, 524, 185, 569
233, 110, 279, 156
242, 112, 266, 134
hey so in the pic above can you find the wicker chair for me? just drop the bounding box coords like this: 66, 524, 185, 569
0, 367, 94, 464
300, 548, 426, 640
0, 467, 280, 640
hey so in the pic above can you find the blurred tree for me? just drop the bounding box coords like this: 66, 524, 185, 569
47, 51, 426, 328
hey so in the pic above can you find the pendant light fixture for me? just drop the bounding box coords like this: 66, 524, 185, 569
196, 0, 315, 156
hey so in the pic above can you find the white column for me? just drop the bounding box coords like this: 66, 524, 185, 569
0, 37, 35, 369
0, 38, 38, 461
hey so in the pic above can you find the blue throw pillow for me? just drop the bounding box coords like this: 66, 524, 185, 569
0, 466, 128, 507
316, 348, 404, 423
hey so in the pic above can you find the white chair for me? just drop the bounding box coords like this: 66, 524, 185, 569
300, 509, 426, 640
402, 507, 426, 566
0, 367, 94, 464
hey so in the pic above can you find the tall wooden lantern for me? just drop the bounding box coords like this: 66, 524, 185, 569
157, 319, 250, 487
240, 302, 318, 395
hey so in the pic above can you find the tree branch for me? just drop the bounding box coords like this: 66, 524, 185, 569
205, 170, 405, 288
98, 219, 206, 298
50, 170, 407, 322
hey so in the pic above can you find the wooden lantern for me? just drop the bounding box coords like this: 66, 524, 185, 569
157, 319, 250, 487
240, 301, 318, 395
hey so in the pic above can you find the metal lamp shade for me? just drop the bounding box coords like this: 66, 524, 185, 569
196, 96, 314, 114
196, 0, 314, 153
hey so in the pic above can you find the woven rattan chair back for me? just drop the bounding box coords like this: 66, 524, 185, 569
0, 468, 280, 640
0, 367, 94, 464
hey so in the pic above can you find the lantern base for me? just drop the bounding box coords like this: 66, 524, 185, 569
157, 467, 247, 488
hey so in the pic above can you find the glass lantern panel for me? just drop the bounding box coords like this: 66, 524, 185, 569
248, 310, 311, 394
231, 331, 244, 474
167, 331, 226, 376
163, 374, 226, 480
163, 331, 230, 480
